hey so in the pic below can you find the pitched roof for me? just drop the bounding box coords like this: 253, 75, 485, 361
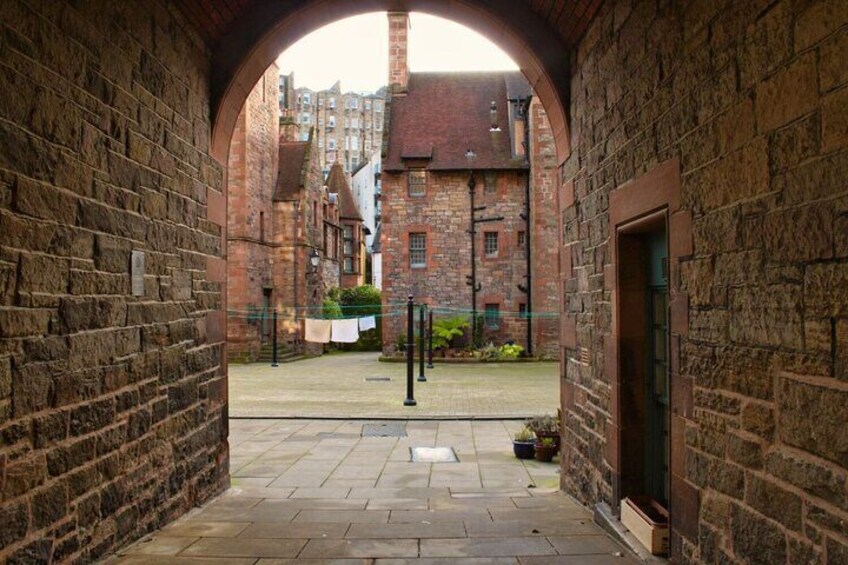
384, 72, 530, 171
326, 162, 363, 221
273, 141, 309, 201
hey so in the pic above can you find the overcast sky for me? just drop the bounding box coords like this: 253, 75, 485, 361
276, 12, 518, 93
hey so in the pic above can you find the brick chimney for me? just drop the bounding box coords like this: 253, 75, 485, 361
388, 12, 409, 94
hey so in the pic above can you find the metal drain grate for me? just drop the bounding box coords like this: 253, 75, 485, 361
362, 422, 407, 437
410, 447, 459, 463
364, 377, 392, 382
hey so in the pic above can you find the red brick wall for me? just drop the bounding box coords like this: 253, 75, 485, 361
272, 138, 327, 356
529, 99, 561, 359
226, 65, 280, 361
381, 169, 538, 352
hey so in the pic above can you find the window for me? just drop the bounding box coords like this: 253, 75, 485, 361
375, 101, 382, 112
375, 121, 382, 131
408, 170, 426, 197
351, 135, 360, 148
351, 98, 359, 109
301, 113, 311, 124
484, 232, 499, 257
328, 138, 336, 150
318, 138, 324, 148
259, 212, 265, 242
328, 116, 336, 128
343, 224, 355, 273
519, 303, 527, 318
409, 233, 426, 268
484, 172, 497, 194
303, 93, 311, 104
365, 100, 371, 110
329, 97, 336, 109
485, 304, 500, 328
517, 231, 526, 247
300, 132, 309, 141
351, 117, 359, 129
344, 117, 350, 128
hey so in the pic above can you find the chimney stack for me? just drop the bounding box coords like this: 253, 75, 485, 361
388, 12, 409, 94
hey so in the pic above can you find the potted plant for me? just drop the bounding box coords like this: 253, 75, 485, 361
534, 437, 558, 462
513, 426, 536, 459
525, 415, 561, 450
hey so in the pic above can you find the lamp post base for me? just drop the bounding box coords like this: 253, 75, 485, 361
404, 398, 417, 406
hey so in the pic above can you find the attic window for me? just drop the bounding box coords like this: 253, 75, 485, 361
408, 170, 427, 197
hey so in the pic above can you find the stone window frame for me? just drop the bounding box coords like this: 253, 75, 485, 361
409, 232, 426, 269
408, 169, 427, 197
484, 303, 500, 329
484, 231, 499, 257
517, 230, 526, 248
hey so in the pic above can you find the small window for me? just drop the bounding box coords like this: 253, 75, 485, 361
365, 100, 371, 110
329, 97, 336, 109
328, 138, 336, 150
259, 212, 265, 242
408, 170, 427, 197
303, 93, 311, 104
485, 304, 500, 328
344, 257, 353, 272
328, 116, 336, 128
409, 233, 426, 268
484, 172, 497, 194
519, 303, 527, 318
484, 232, 499, 257
517, 231, 526, 247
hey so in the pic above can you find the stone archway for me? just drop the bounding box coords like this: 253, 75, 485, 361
206, 0, 578, 166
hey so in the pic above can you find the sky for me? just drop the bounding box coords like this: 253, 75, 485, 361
276, 12, 518, 93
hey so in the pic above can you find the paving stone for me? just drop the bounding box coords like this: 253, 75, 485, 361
420, 537, 556, 558
239, 522, 349, 539
346, 522, 466, 539
112, 558, 256, 565
256, 498, 367, 511
546, 535, 627, 555
160, 521, 251, 537
377, 560, 518, 565
464, 520, 600, 538
299, 538, 419, 559
289, 487, 352, 499
366, 498, 431, 510
389, 509, 492, 523
294, 510, 390, 523
179, 538, 306, 558
122, 536, 200, 556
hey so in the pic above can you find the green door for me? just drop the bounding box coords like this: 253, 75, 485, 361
646, 230, 669, 507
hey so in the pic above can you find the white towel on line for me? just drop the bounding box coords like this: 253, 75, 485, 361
358, 316, 377, 331
304, 318, 331, 343
331, 318, 360, 343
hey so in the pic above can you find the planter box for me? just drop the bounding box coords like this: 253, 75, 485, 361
620, 497, 669, 556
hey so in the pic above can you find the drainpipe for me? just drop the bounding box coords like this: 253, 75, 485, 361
524, 98, 533, 357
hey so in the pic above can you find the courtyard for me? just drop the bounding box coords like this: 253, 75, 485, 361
228, 353, 560, 419
107, 419, 638, 563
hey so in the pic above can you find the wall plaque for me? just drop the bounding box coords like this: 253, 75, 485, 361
131, 250, 145, 296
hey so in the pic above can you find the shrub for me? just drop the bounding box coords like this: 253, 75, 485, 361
498, 343, 524, 359
323, 298, 342, 319
431, 316, 469, 350
514, 426, 535, 442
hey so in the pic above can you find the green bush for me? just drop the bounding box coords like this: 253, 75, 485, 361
431, 316, 469, 350
336, 285, 383, 351
498, 343, 524, 359
322, 298, 342, 319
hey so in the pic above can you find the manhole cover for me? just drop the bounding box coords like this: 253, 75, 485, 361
364, 377, 392, 382
362, 422, 407, 437
410, 447, 459, 463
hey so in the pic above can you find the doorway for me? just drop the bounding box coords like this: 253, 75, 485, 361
617, 212, 669, 510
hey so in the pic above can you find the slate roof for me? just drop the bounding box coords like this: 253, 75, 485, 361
273, 141, 309, 201
326, 162, 363, 221
384, 72, 530, 171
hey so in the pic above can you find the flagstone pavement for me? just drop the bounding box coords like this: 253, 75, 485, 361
107, 419, 640, 564
228, 352, 560, 418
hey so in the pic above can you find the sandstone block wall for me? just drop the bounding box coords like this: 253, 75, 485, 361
0, 1, 227, 561
227, 65, 280, 362
562, 0, 848, 561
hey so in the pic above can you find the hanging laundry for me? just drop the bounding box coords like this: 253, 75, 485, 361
358, 316, 377, 331
331, 318, 359, 343
304, 318, 331, 343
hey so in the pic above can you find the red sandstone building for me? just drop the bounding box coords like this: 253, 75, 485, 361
226, 67, 341, 360
381, 13, 559, 356
326, 163, 368, 287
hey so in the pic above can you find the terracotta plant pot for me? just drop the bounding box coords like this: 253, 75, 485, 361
534, 442, 557, 463
535, 431, 561, 451
513, 440, 535, 460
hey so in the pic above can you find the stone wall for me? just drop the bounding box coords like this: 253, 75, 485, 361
227, 64, 280, 362
561, 0, 848, 561
0, 1, 227, 561
381, 170, 536, 351
272, 137, 326, 355
529, 98, 561, 359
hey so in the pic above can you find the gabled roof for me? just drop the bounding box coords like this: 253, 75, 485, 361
326, 162, 363, 221
273, 141, 309, 201
384, 72, 530, 171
